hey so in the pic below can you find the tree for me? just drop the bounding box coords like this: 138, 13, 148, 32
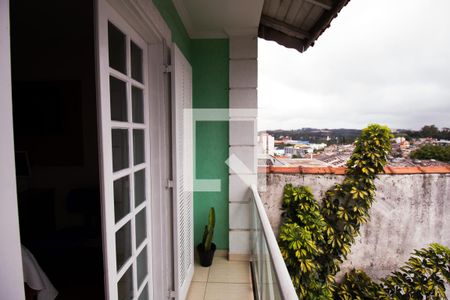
420, 125, 439, 138
410, 144, 450, 162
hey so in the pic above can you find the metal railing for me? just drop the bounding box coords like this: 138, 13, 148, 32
249, 184, 298, 300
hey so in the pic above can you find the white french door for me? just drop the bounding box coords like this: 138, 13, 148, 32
96, 1, 153, 299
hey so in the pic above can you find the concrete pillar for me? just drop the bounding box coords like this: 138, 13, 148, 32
228, 36, 258, 260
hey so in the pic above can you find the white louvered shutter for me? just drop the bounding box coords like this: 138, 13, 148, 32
171, 44, 194, 300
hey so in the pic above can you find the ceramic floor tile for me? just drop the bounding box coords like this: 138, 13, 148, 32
210, 256, 228, 264
193, 263, 210, 282
208, 259, 251, 283
189, 255, 254, 300
204, 283, 253, 300
187, 282, 206, 300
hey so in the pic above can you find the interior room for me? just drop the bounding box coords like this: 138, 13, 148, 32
10, 0, 104, 299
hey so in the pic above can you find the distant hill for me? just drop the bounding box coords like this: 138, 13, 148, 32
264, 128, 362, 144
262, 125, 450, 145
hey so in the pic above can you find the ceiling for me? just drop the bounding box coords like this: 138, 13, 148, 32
172, 0, 265, 38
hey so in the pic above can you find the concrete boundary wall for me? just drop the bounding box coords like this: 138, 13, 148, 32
258, 171, 450, 280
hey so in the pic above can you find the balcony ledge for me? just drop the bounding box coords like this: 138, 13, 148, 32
258, 165, 450, 175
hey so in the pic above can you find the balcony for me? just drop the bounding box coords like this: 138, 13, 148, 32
186, 184, 297, 300
186, 165, 450, 299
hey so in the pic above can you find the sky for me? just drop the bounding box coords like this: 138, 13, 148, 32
258, 0, 450, 131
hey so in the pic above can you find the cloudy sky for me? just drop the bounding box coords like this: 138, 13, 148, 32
258, 0, 450, 131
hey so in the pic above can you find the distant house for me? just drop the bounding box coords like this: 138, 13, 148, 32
258, 132, 275, 155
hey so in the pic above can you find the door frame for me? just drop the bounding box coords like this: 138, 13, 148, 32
0, 0, 175, 298
95, 0, 174, 299
0, 0, 26, 298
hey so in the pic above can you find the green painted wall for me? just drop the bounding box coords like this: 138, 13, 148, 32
152, 2, 230, 249
152, 0, 191, 60
192, 40, 229, 249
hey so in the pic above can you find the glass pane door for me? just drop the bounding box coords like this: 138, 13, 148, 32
96, 2, 152, 299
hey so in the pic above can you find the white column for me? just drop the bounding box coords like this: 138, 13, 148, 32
0, 0, 25, 298
229, 36, 258, 261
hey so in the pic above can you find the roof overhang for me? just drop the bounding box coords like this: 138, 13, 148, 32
258, 0, 351, 52
173, 0, 265, 38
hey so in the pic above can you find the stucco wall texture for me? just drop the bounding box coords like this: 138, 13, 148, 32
258, 173, 450, 280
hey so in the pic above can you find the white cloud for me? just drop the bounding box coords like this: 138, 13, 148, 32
258, 0, 450, 130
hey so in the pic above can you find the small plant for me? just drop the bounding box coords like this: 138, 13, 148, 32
201, 207, 215, 251
197, 207, 216, 267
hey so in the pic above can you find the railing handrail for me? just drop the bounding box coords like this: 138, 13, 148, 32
250, 184, 298, 300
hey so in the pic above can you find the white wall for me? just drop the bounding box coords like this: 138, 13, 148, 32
258, 173, 450, 280
0, 0, 25, 298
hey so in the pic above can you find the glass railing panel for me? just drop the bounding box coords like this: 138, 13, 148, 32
250, 185, 297, 300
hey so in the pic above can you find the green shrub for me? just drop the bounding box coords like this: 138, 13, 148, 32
410, 144, 450, 162
278, 124, 450, 299
382, 243, 450, 299
337, 269, 388, 300
279, 185, 332, 299
338, 244, 450, 299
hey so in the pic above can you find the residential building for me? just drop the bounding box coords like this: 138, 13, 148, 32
284, 146, 294, 157
309, 143, 327, 151
257, 132, 275, 155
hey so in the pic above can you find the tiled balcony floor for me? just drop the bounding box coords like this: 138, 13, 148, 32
187, 256, 254, 300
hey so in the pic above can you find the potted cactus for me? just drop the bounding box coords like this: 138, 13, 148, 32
197, 207, 216, 267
